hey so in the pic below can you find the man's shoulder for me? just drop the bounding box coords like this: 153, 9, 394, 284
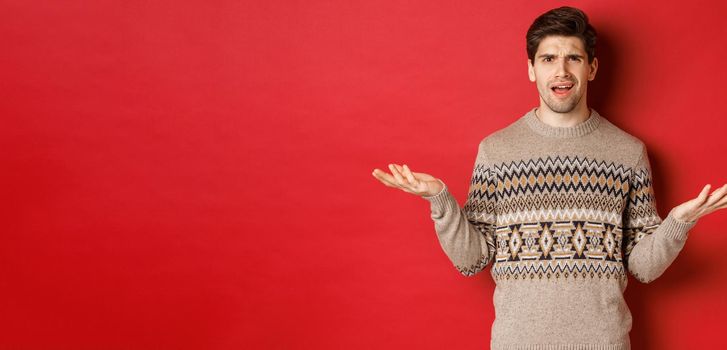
476, 110, 529, 147
596, 114, 646, 152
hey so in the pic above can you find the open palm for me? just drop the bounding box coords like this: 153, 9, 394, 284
671, 183, 727, 222
371, 163, 444, 197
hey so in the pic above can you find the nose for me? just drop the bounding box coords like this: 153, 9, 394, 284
555, 58, 571, 78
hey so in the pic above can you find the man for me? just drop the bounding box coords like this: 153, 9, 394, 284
371, 6, 727, 349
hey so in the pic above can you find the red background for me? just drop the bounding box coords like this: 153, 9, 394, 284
2, 1, 726, 349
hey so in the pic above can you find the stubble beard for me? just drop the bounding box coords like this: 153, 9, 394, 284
539, 83, 583, 114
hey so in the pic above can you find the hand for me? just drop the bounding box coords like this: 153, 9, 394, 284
671, 183, 727, 222
371, 163, 444, 197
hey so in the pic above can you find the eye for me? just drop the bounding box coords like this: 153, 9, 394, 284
543, 57, 553, 62
569, 56, 582, 62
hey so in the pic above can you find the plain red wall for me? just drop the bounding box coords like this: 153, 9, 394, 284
2, 1, 726, 349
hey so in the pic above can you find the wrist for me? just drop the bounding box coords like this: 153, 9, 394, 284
670, 208, 697, 223
422, 179, 446, 198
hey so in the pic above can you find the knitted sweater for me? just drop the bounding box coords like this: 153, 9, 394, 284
423, 107, 697, 350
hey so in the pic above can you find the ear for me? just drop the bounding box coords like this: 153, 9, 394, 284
588, 57, 598, 81
528, 59, 535, 82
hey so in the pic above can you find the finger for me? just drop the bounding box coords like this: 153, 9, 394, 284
372, 169, 399, 188
390, 164, 409, 186
402, 164, 419, 186
696, 184, 712, 204
392, 164, 417, 191
712, 183, 727, 200
411, 171, 434, 181
706, 183, 727, 206
710, 191, 727, 209
391, 164, 407, 184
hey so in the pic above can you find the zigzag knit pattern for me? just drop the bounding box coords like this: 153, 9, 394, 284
460, 154, 661, 282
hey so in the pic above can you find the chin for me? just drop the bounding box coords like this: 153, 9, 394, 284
545, 101, 579, 114
542, 95, 582, 114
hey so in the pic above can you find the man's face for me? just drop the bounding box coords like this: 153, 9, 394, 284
528, 35, 598, 114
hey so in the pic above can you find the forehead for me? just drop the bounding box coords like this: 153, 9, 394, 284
535, 35, 586, 55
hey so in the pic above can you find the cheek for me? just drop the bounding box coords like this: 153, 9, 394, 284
538, 82, 551, 94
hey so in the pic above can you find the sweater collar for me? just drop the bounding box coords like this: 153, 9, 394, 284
523, 107, 602, 138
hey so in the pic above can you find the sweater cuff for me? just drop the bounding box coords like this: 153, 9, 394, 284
421, 179, 446, 199
660, 208, 698, 241
421, 180, 455, 216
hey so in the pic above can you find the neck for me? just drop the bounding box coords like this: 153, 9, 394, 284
535, 101, 591, 128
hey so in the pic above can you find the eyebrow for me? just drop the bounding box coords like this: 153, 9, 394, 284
537, 53, 585, 59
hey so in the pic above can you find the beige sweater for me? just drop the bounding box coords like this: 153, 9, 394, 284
423, 107, 697, 350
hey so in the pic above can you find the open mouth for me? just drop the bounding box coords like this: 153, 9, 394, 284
550, 82, 574, 96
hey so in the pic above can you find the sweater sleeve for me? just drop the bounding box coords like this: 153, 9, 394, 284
422, 141, 498, 277
622, 145, 697, 283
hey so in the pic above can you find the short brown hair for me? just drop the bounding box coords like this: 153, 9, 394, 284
526, 6, 597, 63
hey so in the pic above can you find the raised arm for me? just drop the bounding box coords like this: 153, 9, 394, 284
371, 140, 498, 277
622, 145, 698, 283
421, 150, 498, 276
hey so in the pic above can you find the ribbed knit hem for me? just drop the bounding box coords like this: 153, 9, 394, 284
421, 179, 448, 203
491, 342, 629, 350
422, 180, 459, 217
523, 107, 602, 138
660, 208, 698, 240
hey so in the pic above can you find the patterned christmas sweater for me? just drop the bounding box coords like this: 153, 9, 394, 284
422, 108, 697, 350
